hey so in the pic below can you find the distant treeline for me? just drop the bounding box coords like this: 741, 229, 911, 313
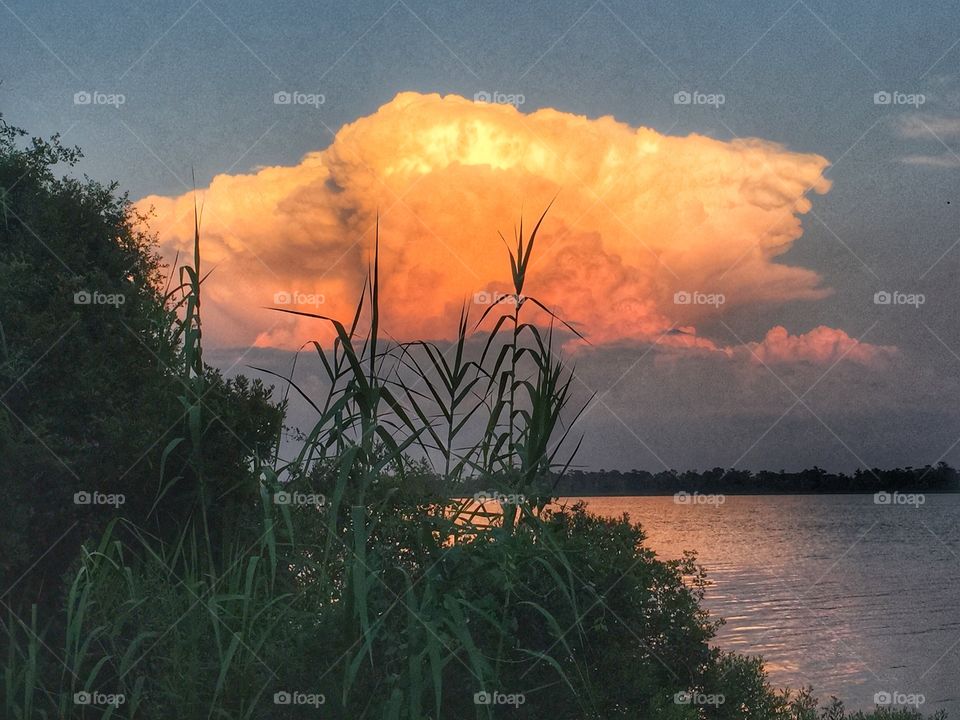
539, 463, 960, 496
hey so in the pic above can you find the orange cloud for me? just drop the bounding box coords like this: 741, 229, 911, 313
137, 91, 888, 365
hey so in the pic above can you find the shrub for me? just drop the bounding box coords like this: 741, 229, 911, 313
0, 116, 284, 611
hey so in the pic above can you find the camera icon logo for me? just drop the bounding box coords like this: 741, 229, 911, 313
874, 491, 892, 505
873, 290, 891, 305
473, 91, 491, 103
274, 691, 292, 704
874, 691, 892, 705
674, 90, 692, 105
873, 91, 892, 105
74, 91, 92, 105
273, 291, 292, 304
73, 691, 92, 705
474, 691, 492, 705
674, 691, 692, 704
673, 290, 691, 305
274, 91, 292, 105
74, 290, 92, 305
74, 491, 92, 505
273, 491, 292, 505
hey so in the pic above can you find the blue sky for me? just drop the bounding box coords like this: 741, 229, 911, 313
5, 1, 958, 190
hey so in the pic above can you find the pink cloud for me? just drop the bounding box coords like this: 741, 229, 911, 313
742, 326, 896, 367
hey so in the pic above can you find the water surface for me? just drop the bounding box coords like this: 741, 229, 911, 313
577, 495, 960, 716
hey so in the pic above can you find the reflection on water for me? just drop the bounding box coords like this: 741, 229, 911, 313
575, 495, 960, 716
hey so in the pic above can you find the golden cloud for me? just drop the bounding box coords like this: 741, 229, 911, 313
137, 91, 891, 364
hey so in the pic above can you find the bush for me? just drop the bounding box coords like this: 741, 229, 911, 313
0, 116, 284, 611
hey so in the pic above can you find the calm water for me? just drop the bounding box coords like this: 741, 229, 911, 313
578, 495, 960, 716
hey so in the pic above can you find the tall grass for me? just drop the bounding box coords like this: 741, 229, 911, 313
250, 208, 591, 714
1, 205, 595, 718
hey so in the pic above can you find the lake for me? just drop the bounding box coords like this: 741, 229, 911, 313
577, 494, 960, 717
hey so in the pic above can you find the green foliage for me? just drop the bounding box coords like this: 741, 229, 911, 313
0, 117, 284, 609
554, 464, 960, 495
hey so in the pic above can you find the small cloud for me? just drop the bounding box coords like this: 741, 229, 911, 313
900, 153, 960, 168
739, 325, 896, 367
898, 115, 960, 139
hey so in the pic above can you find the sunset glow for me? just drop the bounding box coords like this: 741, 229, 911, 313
6, 1, 960, 714
136, 91, 887, 365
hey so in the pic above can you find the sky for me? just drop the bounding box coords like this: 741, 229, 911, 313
3, 0, 960, 472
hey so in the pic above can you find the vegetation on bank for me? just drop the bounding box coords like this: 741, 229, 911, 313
0, 117, 947, 719
393, 465, 959, 498
546, 464, 959, 496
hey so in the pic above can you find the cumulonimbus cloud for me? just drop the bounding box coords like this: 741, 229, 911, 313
136, 91, 891, 365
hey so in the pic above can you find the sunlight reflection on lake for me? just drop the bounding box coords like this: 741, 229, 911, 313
573, 495, 960, 716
